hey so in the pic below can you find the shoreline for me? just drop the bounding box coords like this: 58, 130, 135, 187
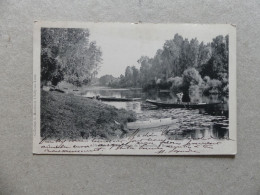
40, 90, 136, 140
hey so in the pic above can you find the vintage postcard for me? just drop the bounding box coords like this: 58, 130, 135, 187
33, 22, 236, 155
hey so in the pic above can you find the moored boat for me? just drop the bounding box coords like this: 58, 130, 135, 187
127, 118, 178, 129
159, 89, 171, 93
86, 96, 141, 102
146, 99, 220, 109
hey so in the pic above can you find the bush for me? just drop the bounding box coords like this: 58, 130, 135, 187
169, 76, 183, 92
189, 85, 203, 103
183, 68, 203, 87
203, 76, 222, 94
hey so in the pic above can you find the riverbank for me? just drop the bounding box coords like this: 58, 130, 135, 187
41, 90, 136, 140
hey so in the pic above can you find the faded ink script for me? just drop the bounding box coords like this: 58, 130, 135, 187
37, 126, 234, 155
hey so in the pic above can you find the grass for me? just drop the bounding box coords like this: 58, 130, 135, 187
41, 90, 136, 140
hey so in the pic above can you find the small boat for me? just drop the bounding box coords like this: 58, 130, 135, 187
159, 89, 170, 93
100, 97, 141, 101
127, 118, 178, 129
86, 96, 141, 102
49, 88, 65, 93
146, 99, 220, 109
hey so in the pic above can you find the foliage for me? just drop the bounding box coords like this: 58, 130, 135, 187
200, 35, 229, 80
203, 76, 222, 94
169, 76, 183, 92
41, 28, 102, 87
41, 50, 64, 86
182, 68, 203, 88
99, 75, 116, 86
189, 85, 203, 103
110, 34, 229, 99
109, 66, 140, 88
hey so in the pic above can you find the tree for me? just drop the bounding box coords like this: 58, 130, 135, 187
160, 34, 184, 79
41, 28, 102, 87
169, 76, 183, 92
131, 66, 139, 87
183, 68, 203, 87
41, 49, 64, 86
151, 49, 164, 79
99, 75, 115, 86
107, 33, 229, 97
189, 38, 200, 68
197, 42, 212, 72
182, 68, 203, 102
200, 35, 229, 80
124, 66, 133, 86
180, 38, 190, 73
138, 56, 152, 87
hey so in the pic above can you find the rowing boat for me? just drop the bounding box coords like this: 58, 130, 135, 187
86, 96, 141, 102
146, 99, 220, 109
127, 118, 178, 129
100, 97, 141, 101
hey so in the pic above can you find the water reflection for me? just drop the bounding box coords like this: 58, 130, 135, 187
83, 88, 143, 99
138, 107, 229, 140
82, 88, 229, 140
103, 101, 142, 114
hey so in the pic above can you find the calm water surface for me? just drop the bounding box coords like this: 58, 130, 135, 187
82, 88, 229, 140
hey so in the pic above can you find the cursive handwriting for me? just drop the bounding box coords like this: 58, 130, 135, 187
38, 126, 234, 155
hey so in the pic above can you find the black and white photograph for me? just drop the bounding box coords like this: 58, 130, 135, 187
33, 22, 236, 155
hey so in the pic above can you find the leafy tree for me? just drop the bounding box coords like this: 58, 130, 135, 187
197, 42, 211, 72
182, 68, 203, 101
41, 49, 64, 86
131, 66, 139, 87
41, 28, 102, 87
180, 38, 190, 72
138, 56, 153, 87
109, 33, 229, 97
189, 85, 202, 103
169, 76, 183, 92
99, 75, 115, 86
200, 35, 229, 80
151, 49, 164, 78
183, 68, 203, 88
202, 76, 222, 94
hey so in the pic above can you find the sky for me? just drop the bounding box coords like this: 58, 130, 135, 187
84, 23, 231, 77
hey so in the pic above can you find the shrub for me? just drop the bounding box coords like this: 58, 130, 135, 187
170, 77, 183, 92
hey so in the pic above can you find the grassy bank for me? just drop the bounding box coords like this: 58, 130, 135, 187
41, 90, 136, 139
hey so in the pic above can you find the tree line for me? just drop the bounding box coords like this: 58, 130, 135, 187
41, 28, 102, 87
106, 34, 229, 99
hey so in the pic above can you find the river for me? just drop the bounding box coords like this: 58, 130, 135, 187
80, 87, 229, 140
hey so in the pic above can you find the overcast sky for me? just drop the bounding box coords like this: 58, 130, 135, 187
85, 23, 230, 77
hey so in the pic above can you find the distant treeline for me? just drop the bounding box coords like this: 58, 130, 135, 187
100, 34, 229, 98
